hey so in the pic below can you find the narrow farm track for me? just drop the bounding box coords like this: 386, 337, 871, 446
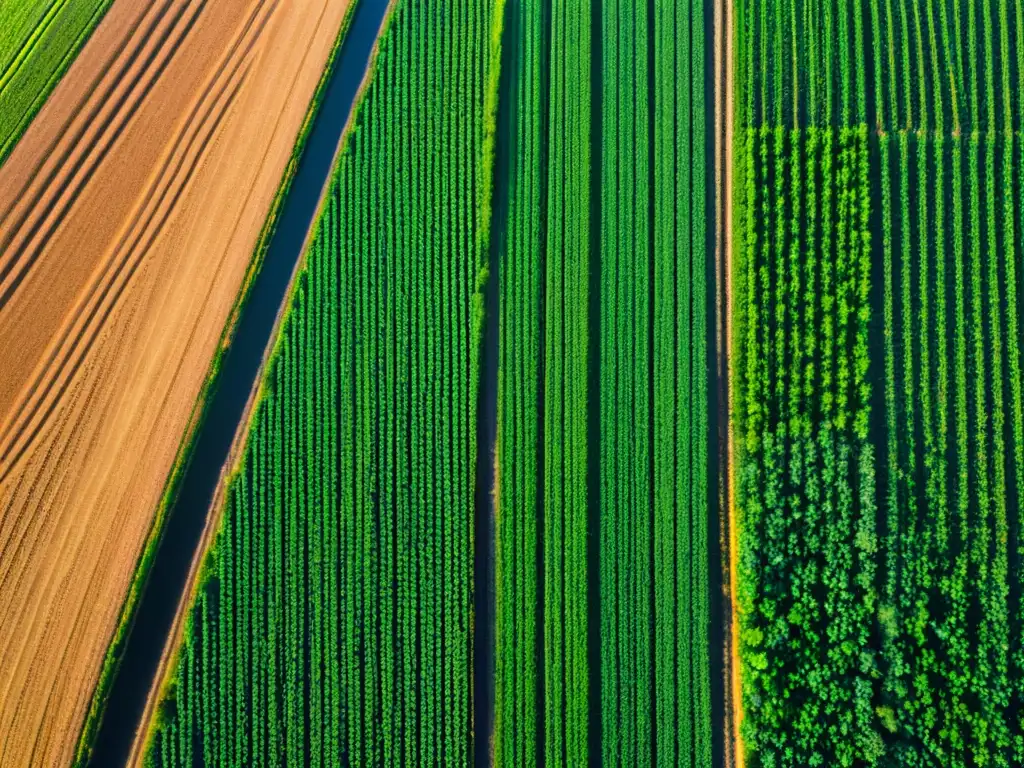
714, 0, 740, 762
0, 0, 354, 765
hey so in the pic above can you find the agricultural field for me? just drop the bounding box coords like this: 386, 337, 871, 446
734, 0, 1024, 765
138, 0, 718, 766
872, 0, 1024, 758
484, 0, 717, 764
492, 0, 591, 764
601, 2, 712, 764
734, 120, 877, 765
142, 1, 498, 764
0, 0, 114, 165
0, 1, 355, 765
1, 0, 1023, 764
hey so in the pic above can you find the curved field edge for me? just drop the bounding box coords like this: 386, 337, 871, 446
0, 0, 115, 168
70, 3, 362, 764
125, 0, 406, 760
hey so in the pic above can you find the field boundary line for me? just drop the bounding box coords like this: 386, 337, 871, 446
122, 2, 398, 763
715, 0, 743, 762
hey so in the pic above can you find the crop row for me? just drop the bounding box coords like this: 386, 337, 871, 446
493, 0, 591, 765
734, 125, 878, 766
600, 1, 711, 766
878, 130, 1024, 765
736, 0, 1023, 131
735, 0, 869, 127
870, 0, 1023, 132
541, 2, 591, 763
494, 1, 713, 766
144, 1, 498, 765
492, 0, 544, 763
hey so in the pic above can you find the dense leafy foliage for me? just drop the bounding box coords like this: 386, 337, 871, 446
735, 124, 877, 766
736, 0, 1024, 765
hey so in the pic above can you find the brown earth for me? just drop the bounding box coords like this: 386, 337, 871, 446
0, 0, 351, 764
121, 13, 395, 751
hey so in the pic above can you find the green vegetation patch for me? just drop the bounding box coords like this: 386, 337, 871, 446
600, 1, 711, 765
494, 1, 713, 766
493, 0, 591, 763
735, 0, 1024, 764
0, 0, 115, 166
143, 0, 500, 765
876, 128, 1024, 766
734, 124, 878, 766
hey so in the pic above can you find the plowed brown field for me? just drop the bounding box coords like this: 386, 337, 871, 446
0, 0, 351, 764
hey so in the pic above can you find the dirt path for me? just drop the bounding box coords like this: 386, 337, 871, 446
0, 1, 353, 764
714, 0, 743, 763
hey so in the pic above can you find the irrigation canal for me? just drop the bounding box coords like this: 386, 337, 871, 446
85, 1, 390, 764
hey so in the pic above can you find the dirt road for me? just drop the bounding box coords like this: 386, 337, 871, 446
713, 0, 742, 763
0, 1, 351, 764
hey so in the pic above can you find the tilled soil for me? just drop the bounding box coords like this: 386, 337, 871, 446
0, 0, 351, 764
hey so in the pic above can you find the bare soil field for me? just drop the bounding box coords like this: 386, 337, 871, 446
0, 0, 351, 764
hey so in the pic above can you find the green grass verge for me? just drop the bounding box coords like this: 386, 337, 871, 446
0, 0, 115, 167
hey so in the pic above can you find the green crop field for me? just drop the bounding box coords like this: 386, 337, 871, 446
140, 1, 716, 766
599, 1, 711, 766
493, 1, 712, 766
0, 0, 114, 165
143, 1, 499, 764
735, 0, 1024, 765
872, 0, 1024, 759
492, 0, 592, 763
734, 120, 877, 765
85, 0, 1024, 766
